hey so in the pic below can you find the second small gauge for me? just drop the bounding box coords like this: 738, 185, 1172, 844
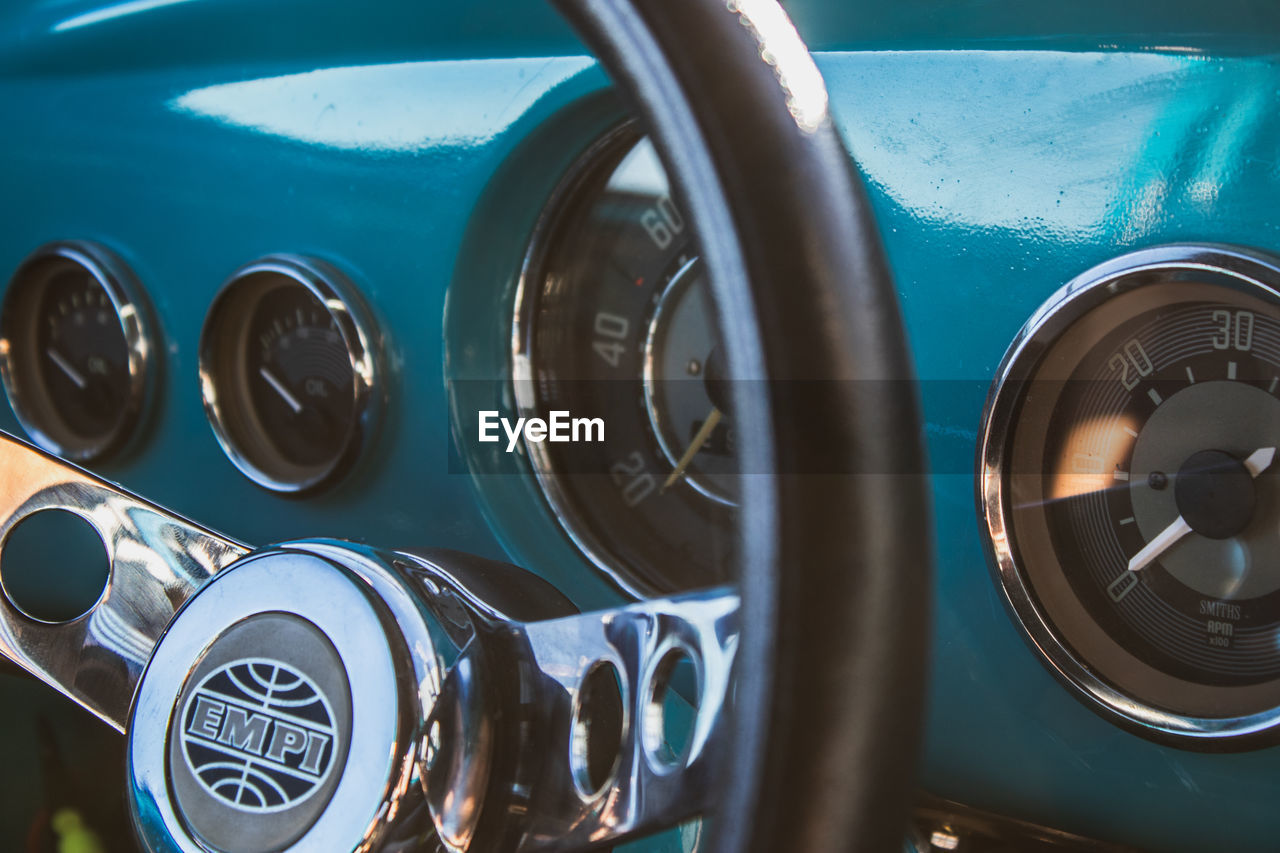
200, 256, 380, 493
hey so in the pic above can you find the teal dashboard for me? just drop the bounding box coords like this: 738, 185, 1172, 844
0, 1, 1279, 850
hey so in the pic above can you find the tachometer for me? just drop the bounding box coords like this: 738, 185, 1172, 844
981, 244, 1280, 745
514, 132, 736, 594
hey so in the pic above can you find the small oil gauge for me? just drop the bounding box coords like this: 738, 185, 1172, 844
200, 256, 381, 493
0, 242, 156, 461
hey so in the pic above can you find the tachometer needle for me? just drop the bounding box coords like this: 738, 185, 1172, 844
1244, 446, 1277, 478
662, 407, 722, 492
258, 366, 303, 415
1126, 516, 1191, 574
46, 347, 87, 390
1128, 446, 1275, 573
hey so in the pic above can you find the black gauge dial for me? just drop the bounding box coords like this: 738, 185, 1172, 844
982, 245, 1280, 744
0, 242, 154, 461
201, 256, 379, 494
37, 271, 130, 437
246, 285, 356, 468
516, 133, 737, 594
1044, 305, 1280, 689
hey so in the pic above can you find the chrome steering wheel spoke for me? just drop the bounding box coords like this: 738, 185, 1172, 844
0, 432, 245, 730
0, 431, 739, 851
507, 587, 738, 849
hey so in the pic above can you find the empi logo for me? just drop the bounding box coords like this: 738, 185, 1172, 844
179, 658, 338, 813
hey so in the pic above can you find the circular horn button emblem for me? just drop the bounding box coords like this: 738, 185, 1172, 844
167, 614, 352, 852
180, 658, 338, 811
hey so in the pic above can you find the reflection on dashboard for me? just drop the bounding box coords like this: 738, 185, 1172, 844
514, 132, 736, 595
981, 245, 1280, 745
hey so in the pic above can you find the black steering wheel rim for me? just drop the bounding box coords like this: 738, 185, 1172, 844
551, 1, 933, 850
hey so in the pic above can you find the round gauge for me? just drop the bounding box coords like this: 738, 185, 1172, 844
200, 256, 380, 494
981, 244, 1280, 746
514, 131, 737, 594
0, 241, 156, 461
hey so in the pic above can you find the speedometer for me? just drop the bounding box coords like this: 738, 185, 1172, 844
981, 245, 1280, 746
514, 131, 736, 595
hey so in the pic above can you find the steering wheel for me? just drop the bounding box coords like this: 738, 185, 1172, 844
0, 1, 930, 851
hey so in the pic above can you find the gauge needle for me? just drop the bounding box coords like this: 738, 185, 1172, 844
1128, 446, 1276, 573
258, 366, 303, 415
662, 407, 722, 492
46, 347, 87, 390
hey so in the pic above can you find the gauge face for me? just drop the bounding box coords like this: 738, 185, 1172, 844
201, 257, 379, 493
246, 285, 357, 468
0, 242, 153, 461
515, 133, 737, 594
982, 245, 1280, 744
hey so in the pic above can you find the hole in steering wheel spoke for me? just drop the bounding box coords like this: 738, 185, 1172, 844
0, 508, 109, 622
570, 660, 627, 799
643, 646, 702, 772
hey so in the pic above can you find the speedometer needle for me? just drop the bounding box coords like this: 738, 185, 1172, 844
1127, 446, 1275, 573
258, 366, 303, 415
662, 407, 722, 492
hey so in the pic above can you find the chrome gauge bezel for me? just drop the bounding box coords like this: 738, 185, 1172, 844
199, 255, 382, 494
512, 124, 649, 597
0, 241, 157, 462
980, 243, 1280, 747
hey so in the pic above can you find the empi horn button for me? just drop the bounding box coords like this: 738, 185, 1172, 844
128, 547, 418, 852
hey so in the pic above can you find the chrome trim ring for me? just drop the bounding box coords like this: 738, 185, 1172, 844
511, 123, 656, 598
0, 241, 157, 462
199, 255, 382, 494
979, 242, 1280, 746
